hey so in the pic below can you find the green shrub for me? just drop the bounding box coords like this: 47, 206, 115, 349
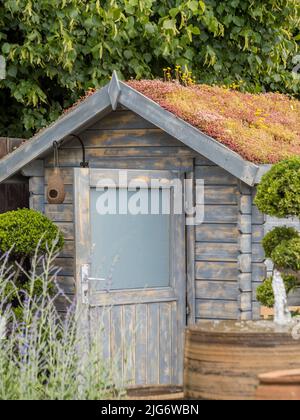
0, 209, 64, 258
1, 0, 299, 138
262, 227, 299, 258
0, 209, 64, 319
257, 275, 298, 308
0, 247, 121, 400
271, 237, 300, 272
255, 158, 300, 218
256, 278, 275, 308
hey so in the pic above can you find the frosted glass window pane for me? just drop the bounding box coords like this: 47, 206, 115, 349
90, 189, 170, 290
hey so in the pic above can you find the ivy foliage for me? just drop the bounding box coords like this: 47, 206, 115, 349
0, 0, 299, 137
255, 158, 300, 219
0, 209, 64, 258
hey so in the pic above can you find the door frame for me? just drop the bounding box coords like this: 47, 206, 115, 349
74, 167, 187, 384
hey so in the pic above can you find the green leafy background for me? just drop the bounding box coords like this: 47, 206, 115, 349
0, 0, 299, 137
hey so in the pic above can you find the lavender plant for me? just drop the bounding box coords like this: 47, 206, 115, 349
0, 242, 121, 400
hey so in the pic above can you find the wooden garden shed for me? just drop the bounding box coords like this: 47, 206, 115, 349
0, 72, 299, 387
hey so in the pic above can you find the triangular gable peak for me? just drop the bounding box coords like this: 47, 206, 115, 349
0, 72, 259, 186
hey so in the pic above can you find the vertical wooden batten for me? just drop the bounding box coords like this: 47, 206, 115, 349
186, 167, 196, 325
237, 182, 253, 320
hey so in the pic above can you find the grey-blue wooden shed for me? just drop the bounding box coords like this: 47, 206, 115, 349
0, 72, 298, 386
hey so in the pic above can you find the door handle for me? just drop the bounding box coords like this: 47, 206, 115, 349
81, 264, 90, 305
81, 265, 106, 304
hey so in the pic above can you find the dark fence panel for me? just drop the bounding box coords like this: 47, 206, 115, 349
0, 137, 29, 213
0, 183, 29, 213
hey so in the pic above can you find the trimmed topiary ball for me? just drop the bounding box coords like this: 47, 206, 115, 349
262, 226, 299, 258
255, 157, 300, 218
271, 237, 300, 272
257, 275, 298, 308
0, 209, 64, 258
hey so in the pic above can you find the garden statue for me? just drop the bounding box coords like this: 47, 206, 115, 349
255, 158, 300, 325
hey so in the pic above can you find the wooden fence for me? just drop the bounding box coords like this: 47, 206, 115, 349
0, 138, 29, 213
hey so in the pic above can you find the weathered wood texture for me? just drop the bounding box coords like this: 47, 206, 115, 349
40, 109, 195, 312
0, 138, 29, 213
195, 157, 239, 321
184, 322, 300, 401
251, 189, 267, 319
237, 182, 253, 320
0, 137, 24, 159
0, 183, 29, 213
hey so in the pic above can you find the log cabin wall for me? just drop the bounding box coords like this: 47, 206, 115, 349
37, 108, 197, 313
27, 108, 285, 319
195, 156, 240, 321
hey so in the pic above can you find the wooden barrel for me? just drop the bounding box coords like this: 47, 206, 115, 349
184, 321, 300, 400
126, 385, 184, 400
256, 370, 300, 400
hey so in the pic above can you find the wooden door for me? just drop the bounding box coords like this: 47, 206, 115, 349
74, 168, 186, 386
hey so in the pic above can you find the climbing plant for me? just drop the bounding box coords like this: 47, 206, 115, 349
0, 0, 299, 137
255, 158, 300, 309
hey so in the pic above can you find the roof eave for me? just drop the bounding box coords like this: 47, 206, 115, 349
0, 85, 111, 183
0, 72, 260, 186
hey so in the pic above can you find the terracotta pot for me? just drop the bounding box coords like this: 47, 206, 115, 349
256, 369, 300, 400
184, 321, 300, 400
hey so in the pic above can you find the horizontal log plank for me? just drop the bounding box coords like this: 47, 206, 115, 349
45, 157, 194, 172
89, 110, 156, 130
196, 261, 238, 281
65, 129, 181, 149
195, 166, 238, 185
45, 204, 73, 222
196, 224, 238, 243
195, 299, 239, 320
59, 240, 75, 258
195, 281, 238, 301
55, 257, 74, 277
204, 205, 238, 224
45, 147, 195, 166
195, 243, 238, 262
55, 222, 74, 241
197, 186, 238, 205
